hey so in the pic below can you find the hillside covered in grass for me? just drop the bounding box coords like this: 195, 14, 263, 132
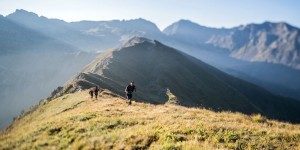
55, 37, 300, 123
1, 90, 300, 149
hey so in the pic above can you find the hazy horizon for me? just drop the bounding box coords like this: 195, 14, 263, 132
0, 0, 299, 30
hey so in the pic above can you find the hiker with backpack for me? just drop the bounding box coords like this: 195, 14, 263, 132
125, 81, 136, 105
89, 88, 94, 98
94, 86, 99, 99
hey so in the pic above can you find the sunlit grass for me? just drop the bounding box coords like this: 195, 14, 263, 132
1, 90, 300, 149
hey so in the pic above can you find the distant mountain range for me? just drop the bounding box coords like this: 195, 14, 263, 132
164, 19, 300, 70
0, 12, 95, 129
0, 15, 77, 54
6, 9, 165, 52
6, 9, 300, 69
163, 20, 300, 100
6, 10, 300, 70
1, 9, 300, 128
52, 37, 300, 123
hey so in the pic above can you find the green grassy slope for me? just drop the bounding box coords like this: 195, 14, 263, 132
57, 38, 259, 113
1, 90, 300, 149
53, 37, 300, 123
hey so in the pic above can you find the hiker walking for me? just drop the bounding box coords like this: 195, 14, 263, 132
125, 81, 136, 105
89, 88, 94, 98
94, 86, 99, 99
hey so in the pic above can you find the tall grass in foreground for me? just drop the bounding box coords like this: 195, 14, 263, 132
1, 90, 300, 149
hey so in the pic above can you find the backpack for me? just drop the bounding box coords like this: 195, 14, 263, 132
93, 87, 99, 92
126, 85, 135, 93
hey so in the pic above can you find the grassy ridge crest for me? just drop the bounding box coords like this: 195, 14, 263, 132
1, 90, 300, 149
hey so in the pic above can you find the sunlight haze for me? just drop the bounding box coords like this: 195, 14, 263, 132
0, 0, 299, 30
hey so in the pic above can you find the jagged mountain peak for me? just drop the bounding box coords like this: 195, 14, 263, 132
7, 9, 39, 18
7, 9, 66, 24
14, 9, 36, 14
208, 21, 300, 69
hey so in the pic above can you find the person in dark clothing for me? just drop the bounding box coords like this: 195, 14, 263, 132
125, 81, 136, 105
94, 86, 99, 99
89, 89, 94, 98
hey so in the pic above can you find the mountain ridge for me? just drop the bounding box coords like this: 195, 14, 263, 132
51, 37, 300, 123
2, 90, 300, 149
6, 9, 164, 52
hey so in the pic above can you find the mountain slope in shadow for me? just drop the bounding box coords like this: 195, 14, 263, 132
52, 37, 300, 123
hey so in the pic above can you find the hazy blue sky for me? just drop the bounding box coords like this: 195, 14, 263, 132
0, 0, 299, 30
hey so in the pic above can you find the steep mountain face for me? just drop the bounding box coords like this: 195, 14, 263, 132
164, 20, 300, 70
208, 22, 300, 70
54, 37, 300, 123
0, 15, 95, 129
